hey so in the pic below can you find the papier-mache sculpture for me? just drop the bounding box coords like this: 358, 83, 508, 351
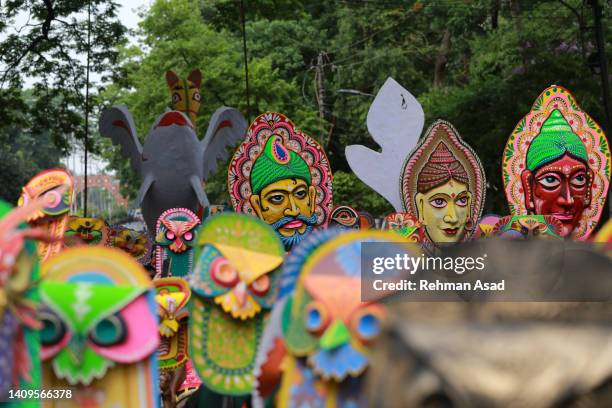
252, 230, 412, 408
40, 247, 159, 408
109, 226, 152, 265
18, 168, 74, 262
166, 69, 202, 127
228, 112, 333, 250
502, 85, 611, 239
155, 277, 191, 371
401, 120, 485, 247
155, 208, 201, 278
64, 216, 110, 247
188, 213, 284, 403
0, 199, 48, 402
346, 78, 485, 249
99, 103, 247, 236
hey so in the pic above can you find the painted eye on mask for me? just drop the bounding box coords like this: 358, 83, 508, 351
352, 309, 383, 343
304, 302, 329, 335
165, 231, 176, 240
294, 189, 307, 200
429, 198, 447, 208
249, 274, 270, 296
193, 92, 201, 102
210, 257, 239, 287
43, 190, 62, 208
183, 231, 194, 241
172, 93, 181, 103
268, 194, 285, 205
455, 196, 468, 207
40, 311, 67, 346
537, 175, 560, 189
89, 313, 127, 346
570, 173, 587, 187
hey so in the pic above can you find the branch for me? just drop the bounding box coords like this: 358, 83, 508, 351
1, 0, 56, 85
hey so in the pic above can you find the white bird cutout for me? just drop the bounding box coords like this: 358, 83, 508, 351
345, 77, 424, 212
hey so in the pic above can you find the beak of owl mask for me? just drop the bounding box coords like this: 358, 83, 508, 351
308, 320, 369, 382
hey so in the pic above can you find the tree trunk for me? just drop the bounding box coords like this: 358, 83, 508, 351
433, 29, 451, 88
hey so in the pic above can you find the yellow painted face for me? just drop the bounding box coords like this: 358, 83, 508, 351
250, 178, 316, 238
166, 69, 202, 126
415, 179, 471, 243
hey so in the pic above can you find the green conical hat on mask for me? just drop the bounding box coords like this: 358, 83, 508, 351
526, 109, 588, 171
250, 135, 312, 195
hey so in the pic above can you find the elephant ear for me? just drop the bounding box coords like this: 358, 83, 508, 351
200, 107, 247, 180
99, 106, 143, 175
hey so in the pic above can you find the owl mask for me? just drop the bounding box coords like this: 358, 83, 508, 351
155, 208, 201, 278
188, 213, 283, 396
40, 247, 160, 408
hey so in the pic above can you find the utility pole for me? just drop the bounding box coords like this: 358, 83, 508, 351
589, 0, 612, 218
315, 51, 327, 120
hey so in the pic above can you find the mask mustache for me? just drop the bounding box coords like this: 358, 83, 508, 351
269, 214, 318, 231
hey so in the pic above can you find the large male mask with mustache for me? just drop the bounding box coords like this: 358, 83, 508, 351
249, 135, 317, 250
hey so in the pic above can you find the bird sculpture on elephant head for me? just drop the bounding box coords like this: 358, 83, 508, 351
99, 105, 247, 236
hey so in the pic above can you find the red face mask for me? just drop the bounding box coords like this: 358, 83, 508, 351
521, 154, 592, 237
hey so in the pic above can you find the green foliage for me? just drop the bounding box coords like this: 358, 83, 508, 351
332, 171, 393, 217
100, 0, 611, 216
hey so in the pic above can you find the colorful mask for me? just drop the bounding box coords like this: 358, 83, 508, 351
254, 230, 409, 408
401, 121, 485, 248
502, 86, 610, 240
100, 105, 247, 235
155, 208, 201, 278
0, 199, 46, 400
382, 212, 423, 243
329, 205, 360, 230
40, 247, 160, 408
109, 226, 152, 265
18, 168, 74, 262
166, 69, 202, 127
155, 278, 191, 370
188, 213, 284, 396
493, 215, 563, 240
64, 216, 110, 247
228, 112, 333, 250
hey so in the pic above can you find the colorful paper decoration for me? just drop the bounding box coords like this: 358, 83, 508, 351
382, 212, 423, 243
17, 168, 74, 262
108, 226, 152, 265
228, 112, 333, 250
253, 230, 410, 408
493, 215, 563, 240
99, 105, 247, 235
64, 216, 110, 247
358, 211, 375, 229
0, 199, 45, 402
329, 205, 360, 230
155, 278, 191, 370
40, 247, 159, 408
502, 85, 611, 240
188, 213, 284, 397
155, 207, 201, 278
401, 121, 486, 247
346, 77, 424, 212
166, 69, 202, 127
474, 214, 502, 239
